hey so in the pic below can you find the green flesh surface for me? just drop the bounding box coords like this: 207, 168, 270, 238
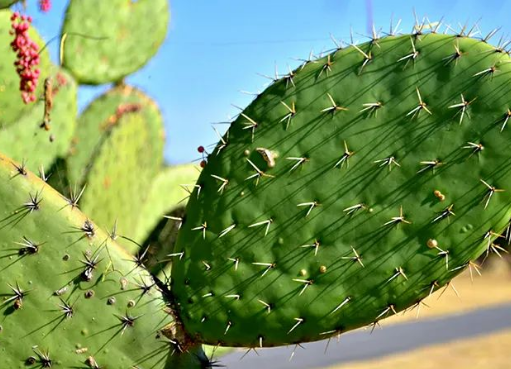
172, 33, 511, 347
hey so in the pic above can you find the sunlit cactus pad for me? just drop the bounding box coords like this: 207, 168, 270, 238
172, 31, 511, 347
61, 0, 169, 85
0, 154, 175, 367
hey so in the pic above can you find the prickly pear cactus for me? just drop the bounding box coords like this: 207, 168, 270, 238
0, 68, 77, 172
0, 9, 52, 128
171, 31, 511, 347
66, 85, 164, 252
0, 153, 198, 368
61, 0, 169, 85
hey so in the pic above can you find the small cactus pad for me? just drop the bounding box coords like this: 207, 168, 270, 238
0, 153, 177, 367
0, 68, 77, 172
67, 86, 165, 252
172, 32, 511, 347
134, 163, 200, 244
0, 9, 52, 127
61, 0, 169, 85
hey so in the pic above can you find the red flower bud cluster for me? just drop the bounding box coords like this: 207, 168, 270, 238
10, 12, 41, 104
39, 0, 51, 12
10, 13, 40, 104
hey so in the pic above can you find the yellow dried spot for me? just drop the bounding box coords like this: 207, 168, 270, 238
427, 239, 438, 248
299, 269, 307, 276
244, 149, 250, 156
439, 194, 446, 201
256, 147, 278, 167
433, 190, 442, 197
319, 265, 327, 273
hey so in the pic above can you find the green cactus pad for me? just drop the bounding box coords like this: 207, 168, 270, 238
0, 0, 18, 9
68, 86, 165, 253
0, 68, 77, 173
134, 163, 201, 244
0, 153, 178, 368
172, 32, 511, 347
61, 0, 169, 85
0, 9, 52, 128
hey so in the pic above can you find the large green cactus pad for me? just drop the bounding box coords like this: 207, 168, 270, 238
134, 163, 200, 244
0, 68, 77, 173
172, 32, 511, 347
0, 9, 52, 128
0, 153, 177, 368
61, 0, 169, 85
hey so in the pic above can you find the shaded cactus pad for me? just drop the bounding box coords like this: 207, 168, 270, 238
61, 0, 169, 85
0, 68, 77, 172
133, 163, 201, 244
171, 32, 511, 347
0, 154, 176, 368
66, 85, 165, 253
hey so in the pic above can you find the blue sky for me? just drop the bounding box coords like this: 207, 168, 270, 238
21, 0, 511, 164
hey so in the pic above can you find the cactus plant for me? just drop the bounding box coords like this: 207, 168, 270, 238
170, 30, 511, 348
2, 0, 511, 366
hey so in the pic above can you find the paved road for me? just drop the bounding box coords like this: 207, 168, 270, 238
219, 302, 511, 369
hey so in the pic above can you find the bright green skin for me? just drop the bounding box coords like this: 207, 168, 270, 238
134, 163, 200, 244
62, 0, 169, 85
0, 0, 17, 8
0, 153, 180, 368
0, 68, 77, 173
0, 10, 52, 128
172, 33, 511, 347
